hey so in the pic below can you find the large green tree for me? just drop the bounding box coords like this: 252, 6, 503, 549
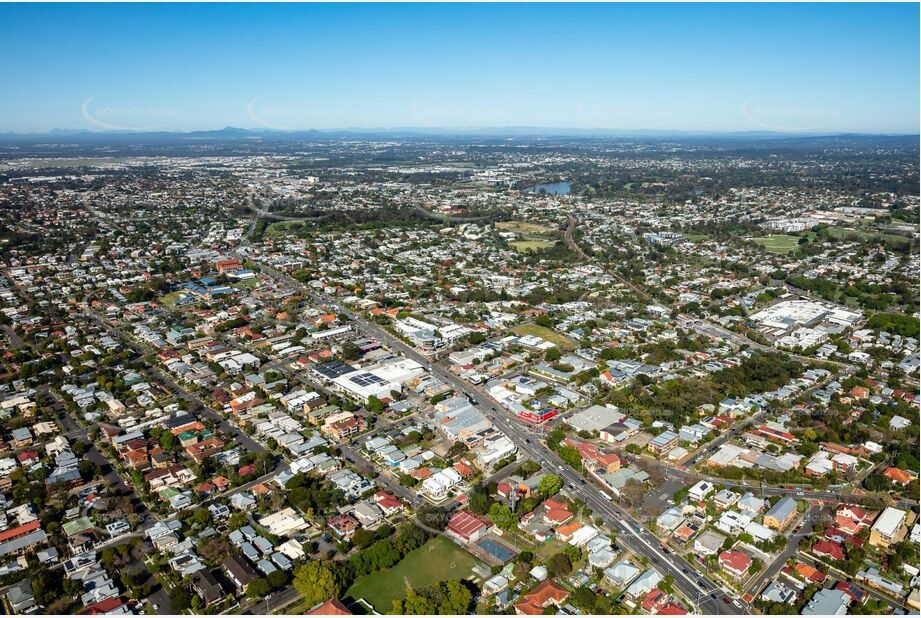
538, 474, 563, 498
293, 562, 344, 607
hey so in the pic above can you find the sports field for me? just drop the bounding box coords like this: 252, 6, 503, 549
345, 536, 481, 612
752, 234, 799, 254
496, 220, 556, 235
510, 239, 556, 252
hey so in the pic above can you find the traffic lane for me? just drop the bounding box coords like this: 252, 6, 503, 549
512, 439, 734, 609
510, 430, 745, 611
246, 262, 744, 611
410, 356, 727, 605
746, 506, 819, 596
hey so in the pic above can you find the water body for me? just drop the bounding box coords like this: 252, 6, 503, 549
525, 181, 571, 195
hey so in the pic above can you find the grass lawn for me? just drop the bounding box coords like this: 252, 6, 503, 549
534, 537, 568, 562
497, 220, 559, 253
511, 323, 578, 351
264, 220, 306, 238
157, 291, 185, 307
510, 239, 556, 252
231, 278, 260, 289
345, 536, 482, 612
752, 234, 799, 254
825, 226, 911, 250
684, 232, 710, 241
496, 220, 555, 235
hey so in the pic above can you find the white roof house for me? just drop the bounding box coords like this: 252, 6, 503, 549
688, 480, 715, 501
872, 507, 908, 538
259, 508, 309, 536
569, 525, 599, 547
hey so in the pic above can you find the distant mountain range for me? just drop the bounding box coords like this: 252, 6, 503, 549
0, 126, 917, 141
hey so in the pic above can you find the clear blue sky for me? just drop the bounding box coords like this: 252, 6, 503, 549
1, 3, 918, 133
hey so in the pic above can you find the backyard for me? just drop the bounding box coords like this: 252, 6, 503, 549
345, 535, 482, 612
512, 323, 578, 351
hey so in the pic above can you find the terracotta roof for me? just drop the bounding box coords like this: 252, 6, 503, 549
0, 520, 40, 543
812, 539, 845, 561
453, 462, 474, 478
554, 521, 583, 539
77, 597, 126, 615
793, 561, 826, 583
513, 580, 569, 614
545, 507, 573, 524
883, 467, 913, 485
719, 549, 752, 574
659, 602, 689, 615
307, 599, 352, 615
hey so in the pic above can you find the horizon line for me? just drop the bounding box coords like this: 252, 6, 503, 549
2, 126, 920, 138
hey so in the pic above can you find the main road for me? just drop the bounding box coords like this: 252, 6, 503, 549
239, 255, 742, 614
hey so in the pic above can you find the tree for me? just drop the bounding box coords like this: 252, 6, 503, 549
247, 578, 272, 599
538, 474, 563, 498
199, 537, 230, 565
488, 503, 518, 530
557, 445, 582, 468
620, 478, 646, 508
394, 588, 437, 614
293, 562, 344, 607
170, 590, 192, 612
417, 505, 450, 531
366, 395, 385, 414
191, 508, 210, 526
659, 574, 675, 594
570, 587, 596, 612
159, 431, 177, 451
341, 342, 361, 360
392, 580, 473, 615
468, 485, 492, 515
352, 528, 375, 549
544, 347, 561, 362
546, 552, 572, 577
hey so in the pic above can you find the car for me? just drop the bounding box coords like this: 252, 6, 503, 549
722, 597, 730, 605
733, 600, 742, 608
152, 604, 159, 610
796, 491, 804, 496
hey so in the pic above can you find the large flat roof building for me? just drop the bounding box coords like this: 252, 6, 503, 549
566, 405, 623, 433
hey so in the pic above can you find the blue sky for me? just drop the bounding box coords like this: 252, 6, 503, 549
1, 3, 918, 133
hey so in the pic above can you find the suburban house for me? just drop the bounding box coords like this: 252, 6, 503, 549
763, 497, 798, 530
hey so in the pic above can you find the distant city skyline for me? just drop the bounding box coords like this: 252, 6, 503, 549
1, 3, 918, 134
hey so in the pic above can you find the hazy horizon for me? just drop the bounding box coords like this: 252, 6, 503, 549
1, 3, 919, 134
